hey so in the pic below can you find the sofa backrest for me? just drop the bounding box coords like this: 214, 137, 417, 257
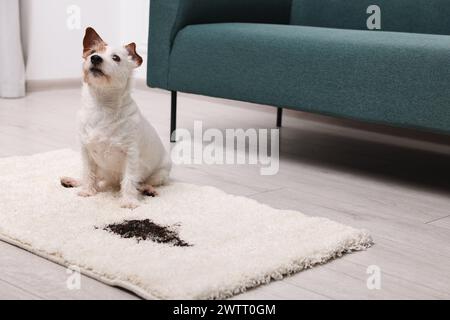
290, 0, 450, 35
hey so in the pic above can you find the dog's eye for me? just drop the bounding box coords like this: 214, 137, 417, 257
112, 55, 121, 62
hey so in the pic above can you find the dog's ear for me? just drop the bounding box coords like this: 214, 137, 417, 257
125, 43, 143, 68
83, 27, 106, 57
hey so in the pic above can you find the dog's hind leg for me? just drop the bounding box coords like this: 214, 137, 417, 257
146, 168, 170, 187
137, 169, 170, 197
60, 177, 81, 188
137, 183, 159, 197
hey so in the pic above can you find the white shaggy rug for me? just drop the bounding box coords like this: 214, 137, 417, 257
0, 150, 372, 299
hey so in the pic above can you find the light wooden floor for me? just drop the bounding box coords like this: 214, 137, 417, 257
0, 86, 449, 300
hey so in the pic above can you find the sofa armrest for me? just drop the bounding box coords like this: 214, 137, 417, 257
147, 0, 293, 89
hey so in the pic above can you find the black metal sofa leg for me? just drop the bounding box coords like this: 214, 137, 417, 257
277, 107, 283, 127
170, 91, 177, 143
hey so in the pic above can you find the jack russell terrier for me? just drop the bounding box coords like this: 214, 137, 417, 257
61, 27, 171, 209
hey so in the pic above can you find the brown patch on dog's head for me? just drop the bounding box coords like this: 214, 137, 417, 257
83, 27, 107, 58
125, 42, 143, 68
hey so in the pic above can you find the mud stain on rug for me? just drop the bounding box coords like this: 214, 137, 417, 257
102, 219, 192, 247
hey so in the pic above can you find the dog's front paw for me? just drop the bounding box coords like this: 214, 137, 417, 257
77, 188, 97, 197
120, 198, 140, 210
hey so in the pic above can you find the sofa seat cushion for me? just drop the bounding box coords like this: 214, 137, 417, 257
169, 23, 450, 133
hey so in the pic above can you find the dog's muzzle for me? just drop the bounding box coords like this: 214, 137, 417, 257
89, 55, 105, 77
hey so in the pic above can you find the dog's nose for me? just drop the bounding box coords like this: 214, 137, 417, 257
91, 55, 103, 66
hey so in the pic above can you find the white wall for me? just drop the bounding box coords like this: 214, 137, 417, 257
20, 0, 149, 81
119, 0, 150, 80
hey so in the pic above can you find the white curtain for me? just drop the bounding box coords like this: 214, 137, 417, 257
0, 0, 25, 98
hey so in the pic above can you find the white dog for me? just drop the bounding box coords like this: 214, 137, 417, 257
61, 27, 171, 209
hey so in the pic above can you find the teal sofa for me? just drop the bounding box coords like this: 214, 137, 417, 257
147, 0, 450, 141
